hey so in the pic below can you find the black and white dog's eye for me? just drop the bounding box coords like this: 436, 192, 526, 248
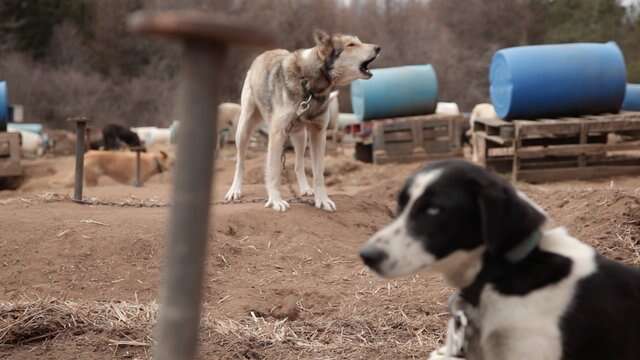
427, 207, 440, 216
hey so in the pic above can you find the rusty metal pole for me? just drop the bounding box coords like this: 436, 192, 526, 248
135, 150, 141, 187
68, 117, 89, 202
128, 11, 273, 360
131, 146, 144, 187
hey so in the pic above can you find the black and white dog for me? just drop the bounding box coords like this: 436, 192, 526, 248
360, 160, 640, 360
102, 124, 144, 151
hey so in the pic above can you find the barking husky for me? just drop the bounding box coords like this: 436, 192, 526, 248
225, 30, 380, 212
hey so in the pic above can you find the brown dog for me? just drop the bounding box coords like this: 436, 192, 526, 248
82, 150, 171, 186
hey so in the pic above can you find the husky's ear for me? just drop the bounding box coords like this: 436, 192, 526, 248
314, 29, 334, 58
476, 175, 546, 257
159, 150, 168, 160
313, 29, 331, 47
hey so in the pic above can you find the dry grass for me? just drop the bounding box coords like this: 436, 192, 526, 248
210, 304, 444, 359
0, 297, 445, 359
0, 298, 157, 346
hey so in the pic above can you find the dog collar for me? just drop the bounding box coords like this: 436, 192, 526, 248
297, 78, 332, 118
505, 230, 542, 263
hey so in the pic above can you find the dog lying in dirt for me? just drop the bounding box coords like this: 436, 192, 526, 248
225, 30, 380, 212
82, 150, 171, 186
102, 124, 145, 151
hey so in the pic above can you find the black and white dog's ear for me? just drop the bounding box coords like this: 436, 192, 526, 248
477, 178, 546, 257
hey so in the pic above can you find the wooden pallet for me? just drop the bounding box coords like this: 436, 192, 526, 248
0, 132, 22, 177
472, 112, 640, 182
372, 114, 467, 165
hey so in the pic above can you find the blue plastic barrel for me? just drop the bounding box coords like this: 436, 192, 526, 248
0, 82, 8, 123
490, 42, 627, 120
351, 65, 438, 121
623, 84, 640, 111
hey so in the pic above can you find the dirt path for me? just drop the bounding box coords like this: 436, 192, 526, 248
0, 150, 639, 359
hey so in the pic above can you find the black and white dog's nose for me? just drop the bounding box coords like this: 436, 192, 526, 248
360, 247, 388, 269
374, 45, 382, 54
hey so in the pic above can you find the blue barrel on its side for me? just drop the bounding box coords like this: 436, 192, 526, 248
490, 42, 627, 120
623, 84, 640, 111
351, 65, 438, 121
0, 81, 8, 124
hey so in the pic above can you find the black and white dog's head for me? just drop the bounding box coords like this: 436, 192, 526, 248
360, 160, 546, 282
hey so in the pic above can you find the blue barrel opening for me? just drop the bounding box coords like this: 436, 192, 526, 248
0, 82, 8, 124
623, 84, 640, 111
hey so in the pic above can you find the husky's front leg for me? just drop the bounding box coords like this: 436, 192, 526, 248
290, 129, 313, 196
265, 114, 291, 212
308, 124, 335, 212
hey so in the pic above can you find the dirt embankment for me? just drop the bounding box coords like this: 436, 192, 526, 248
0, 151, 639, 359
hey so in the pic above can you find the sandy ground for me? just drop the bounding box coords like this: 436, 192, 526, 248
0, 145, 639, 359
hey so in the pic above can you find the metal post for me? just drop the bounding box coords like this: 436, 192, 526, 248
135, 150, 141, 187
131, 146, 144, 187
128, 11, 273, 360
68, 117, 89, 202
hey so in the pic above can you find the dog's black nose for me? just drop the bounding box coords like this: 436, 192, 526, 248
360, 247, 388, 269
374, 46, 381, 54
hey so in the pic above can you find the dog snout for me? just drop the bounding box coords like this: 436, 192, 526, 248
360, 247, 388, 270
374, 45, 381, 55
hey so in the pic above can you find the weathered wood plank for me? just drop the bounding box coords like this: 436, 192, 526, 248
517, 165, 640, 183
382, 131, 413, 143
374, 150, 464, 165
512, 124, 522, 181
475, 132, 512, 146
516, 142, 640, 159
372, 114, 466, 164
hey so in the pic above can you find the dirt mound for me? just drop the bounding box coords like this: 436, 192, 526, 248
2, 152, 640, 359
524, 184, 640, 265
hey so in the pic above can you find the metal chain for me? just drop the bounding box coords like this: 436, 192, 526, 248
3, 191, 313, 208
280, 113, 308, 204
72, 197, 169, 208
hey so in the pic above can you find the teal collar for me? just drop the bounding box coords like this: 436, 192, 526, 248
505, 230, 542, 263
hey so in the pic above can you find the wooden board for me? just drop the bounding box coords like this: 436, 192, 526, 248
472, 112, 640, 182
372, 114, 466, 165
0, 132, 22, 177
517, 165, 640, 183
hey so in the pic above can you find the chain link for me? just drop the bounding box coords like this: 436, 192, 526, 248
1, 192, 313, 208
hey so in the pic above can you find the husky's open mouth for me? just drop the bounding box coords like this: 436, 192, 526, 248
360, 55, 378, 77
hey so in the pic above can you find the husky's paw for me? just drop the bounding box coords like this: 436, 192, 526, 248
225, 185, 242, 201
314, 192, 336, 212
265, 197, 290, 212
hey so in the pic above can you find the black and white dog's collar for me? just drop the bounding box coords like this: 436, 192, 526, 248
505, 230, 543, 263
